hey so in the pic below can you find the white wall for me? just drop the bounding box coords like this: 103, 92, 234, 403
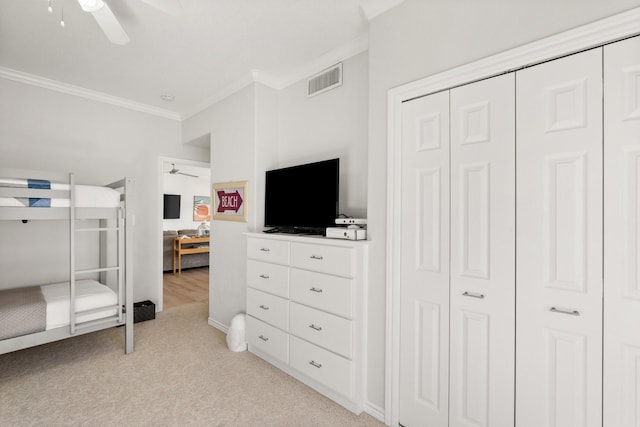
254, 83, 279, 230
0, 79, 209, 302
366, 0, 640, 413
183, 83, 258, 329
162, 171, 211, 231
277, 52, 369, 218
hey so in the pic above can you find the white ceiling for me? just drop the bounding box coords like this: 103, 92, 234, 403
0, 0, 403, 120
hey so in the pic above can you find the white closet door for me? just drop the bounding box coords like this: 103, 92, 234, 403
603, 35, 640, 427
400, 91, 450, 427
450, 73, 515, 427
516, 48, 603, 427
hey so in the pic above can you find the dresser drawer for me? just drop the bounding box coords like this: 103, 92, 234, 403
247, 260, 289, 298
290, 268, 353, 318
290, 302, 352, 358
247, 238, 290, 265
290, 242, 354, 277
290, 336, 352, 398
246, 316, 289, 364
246, 288, 289, 331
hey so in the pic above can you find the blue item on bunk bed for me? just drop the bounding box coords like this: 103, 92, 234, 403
28, 179, 51, 207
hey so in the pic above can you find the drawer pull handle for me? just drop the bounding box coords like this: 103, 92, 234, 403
309, 324, 322, 331
259, 274, 270, 279
310, 255, 324, 260
258, 335, 269, 342
462, 291, 485, 299
309, 287, 323, 293
550, 306, 580, 316
309, 360, 322, 369
259, 304, 270, 311
260, 248, 270, 252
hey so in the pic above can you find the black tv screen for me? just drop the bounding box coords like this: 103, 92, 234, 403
264, 158, 339, 234
163, 194, 181, 219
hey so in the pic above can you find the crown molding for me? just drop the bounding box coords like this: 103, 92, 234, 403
359, 0, 405, 21
2, 29, 369, 123
180, 72, 257, 120
273, 33, 369, 90
182, 33, 369, 120
0, 67, 182, 121
388, 6, 640, 104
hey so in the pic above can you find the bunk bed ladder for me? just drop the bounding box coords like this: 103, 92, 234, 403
69, 177, 129, 338
67, 175, 133, 353
120, 177, 133, 354
69, 173, 77, 335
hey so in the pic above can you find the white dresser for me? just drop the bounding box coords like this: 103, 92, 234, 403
245, 232, 369, 414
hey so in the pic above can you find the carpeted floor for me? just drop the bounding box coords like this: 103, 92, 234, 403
0, 301, 383, 426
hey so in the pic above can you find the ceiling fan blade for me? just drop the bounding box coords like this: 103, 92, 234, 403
138, 0, 182, 15
178, 172, 199, 178
91, 3, 130, 45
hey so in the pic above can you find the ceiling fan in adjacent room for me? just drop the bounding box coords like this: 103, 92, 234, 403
166, 163, 199, 178
76, 0, 182, 45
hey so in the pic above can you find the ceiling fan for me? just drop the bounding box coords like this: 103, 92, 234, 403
76, 0, 182, 45
166, 163, 199, 178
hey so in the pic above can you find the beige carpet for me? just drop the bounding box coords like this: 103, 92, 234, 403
0, 301, 384, 426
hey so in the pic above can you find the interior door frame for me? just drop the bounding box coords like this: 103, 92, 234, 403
157, 156, 211, 312
384, 8, 640, 426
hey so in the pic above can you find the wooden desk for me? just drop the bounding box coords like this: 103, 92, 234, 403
173, 236, 210, 275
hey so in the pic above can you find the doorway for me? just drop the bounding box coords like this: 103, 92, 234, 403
158, 157, 211, 311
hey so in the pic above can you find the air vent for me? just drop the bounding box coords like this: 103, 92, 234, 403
307, 63, 343, 97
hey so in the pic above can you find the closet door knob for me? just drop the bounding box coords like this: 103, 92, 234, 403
259, 335, 269, 342
259, 274, 269, 279
260, 248, 270, 252
310, 287, 323, 293
259, 304, 270, 311
310, 255, 323, 260
309, 324, 322, 331
309, 360, 322, 368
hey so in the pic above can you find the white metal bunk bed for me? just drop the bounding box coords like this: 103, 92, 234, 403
0, 167, 133, 355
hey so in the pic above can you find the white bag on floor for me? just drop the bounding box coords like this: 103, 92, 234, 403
226, 313, 247, 352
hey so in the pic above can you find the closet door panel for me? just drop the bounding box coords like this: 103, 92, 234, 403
604, 35, 640, 427
516, 48, 603, 427
450, 73, 515, 427
400, 91, 450, 427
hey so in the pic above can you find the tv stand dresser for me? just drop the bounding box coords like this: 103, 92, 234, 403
244, 232, 369, 414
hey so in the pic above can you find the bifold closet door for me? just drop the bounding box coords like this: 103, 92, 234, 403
449, 73, 515, 427
399, 91, 450, 427
603, 35, 640, 427
516, 48, 603, 427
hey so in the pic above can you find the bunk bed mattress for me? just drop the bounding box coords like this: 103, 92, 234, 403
40, 280, 118, 329
0, 286, 47, 340
0, 280, 118, 340
0, 179, 120, 208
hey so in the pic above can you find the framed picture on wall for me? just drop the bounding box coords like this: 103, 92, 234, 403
193, 196, 211, 221
212, 181, 248, 222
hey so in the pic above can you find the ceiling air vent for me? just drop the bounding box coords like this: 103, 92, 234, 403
307, 63, 343, 97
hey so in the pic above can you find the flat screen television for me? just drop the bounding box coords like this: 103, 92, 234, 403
264, 158, 339, 234
163, 194, 181, 219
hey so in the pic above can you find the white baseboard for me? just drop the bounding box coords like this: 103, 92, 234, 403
364, 401, 385, 423
208, 317, 228, 333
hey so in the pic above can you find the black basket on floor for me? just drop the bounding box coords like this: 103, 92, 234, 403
133, 300, 156, 323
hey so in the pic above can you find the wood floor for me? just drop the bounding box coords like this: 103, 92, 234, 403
163, 267, 209, 310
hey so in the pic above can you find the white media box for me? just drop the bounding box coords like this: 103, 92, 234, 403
326, 227, 367, 240
335, 218, 367, 226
